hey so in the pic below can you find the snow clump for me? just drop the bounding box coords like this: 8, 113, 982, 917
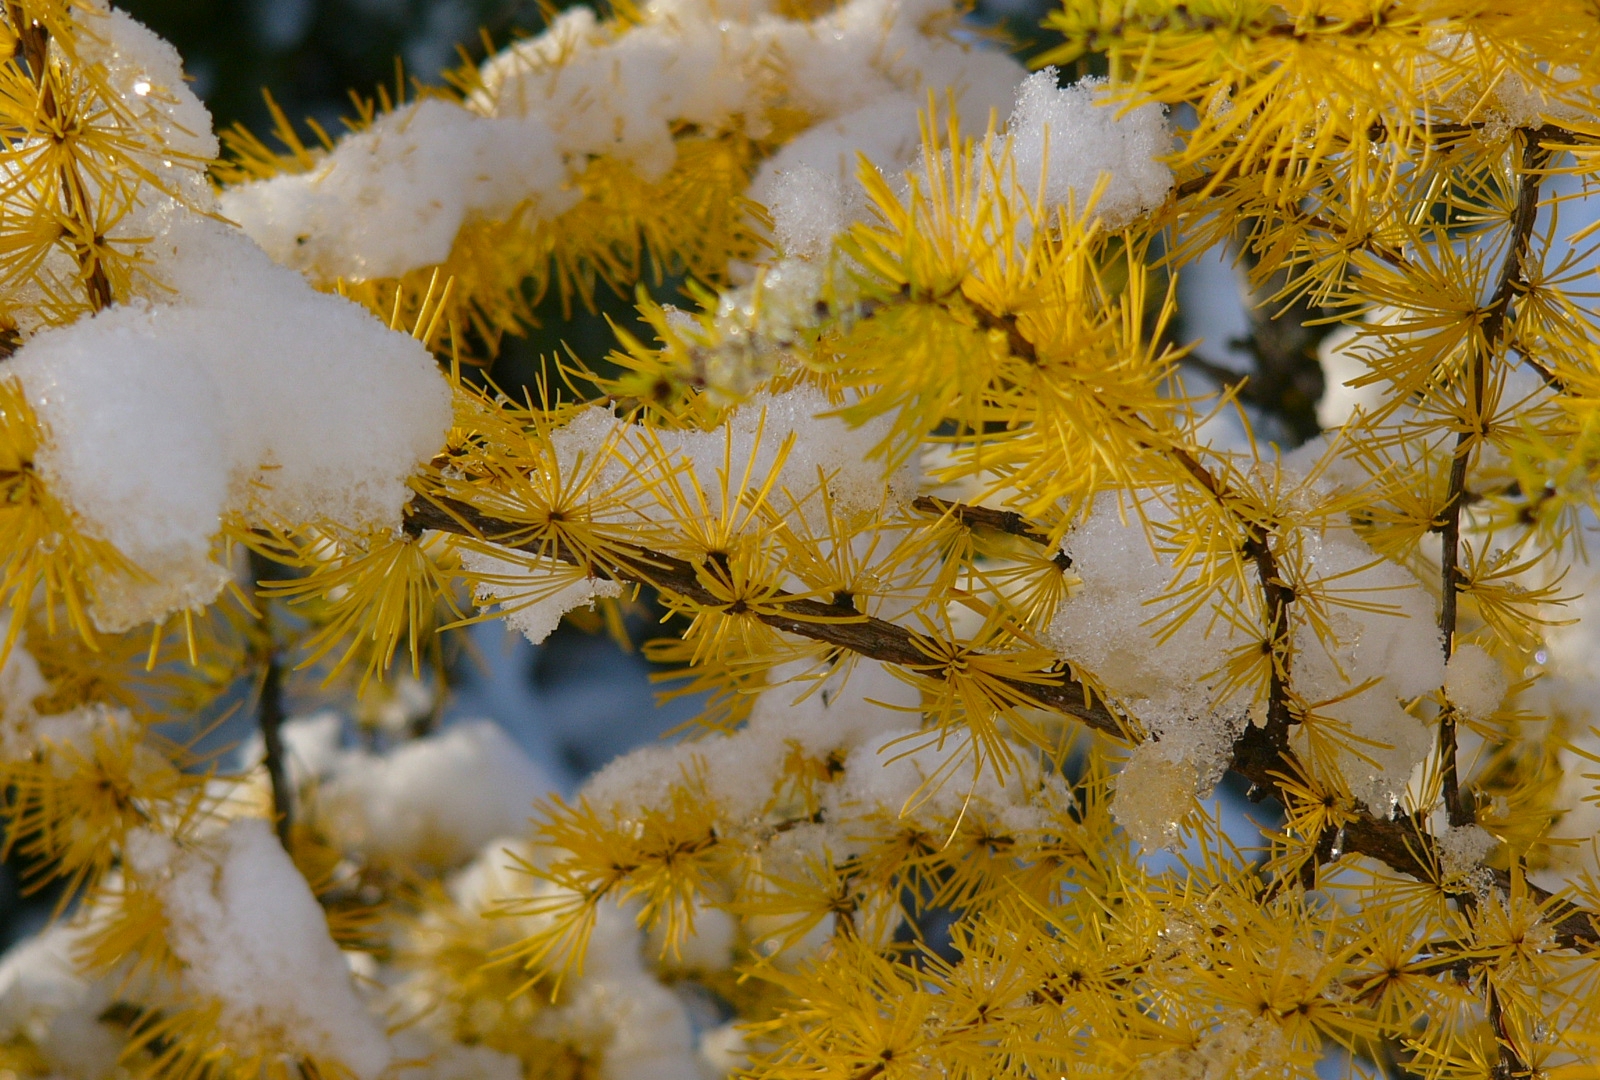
320, 720, 556, 866
577, 659, 1068, 944
228, 0, 1028, 283
1044, 500, 1247, 848
759, 66, 1174, 261
1111, 744, 1202, 851
752, 95, 927, 255
1445, 643, 1508, 723
1436, 823, 1497, 879
1046, 499, 1248, 774
238, 716, 556, 868
80, 5, 219, 188
461, 550, 625, 647
411, 838, 711, 1080
1005, 68, 1173, 229
1048, 488, 1446, 838
761, 163, 859, 260
7, 214, 452, 632
220, 98, 573, 281
123, 819, 393, 1079
1285, 524, 1442, 814
0, 921, 122, 1078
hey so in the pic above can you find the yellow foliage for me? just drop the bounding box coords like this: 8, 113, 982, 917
9, 0, 1600, 1078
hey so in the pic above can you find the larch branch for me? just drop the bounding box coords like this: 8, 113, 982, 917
1438, 131, 1550, 830
402, 495, 1123, 734
396, 490, 1600, 952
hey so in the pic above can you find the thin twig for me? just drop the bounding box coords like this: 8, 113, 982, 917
911, 495, 1065, 558
1164, 445, 1296, 749
248, 550, 293, 848
1178, 352, 1249, 391
1437, 132, 1550, 831
257, 655, 292, 847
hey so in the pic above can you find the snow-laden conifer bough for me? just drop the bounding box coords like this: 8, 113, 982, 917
3, 0, 1600, 1077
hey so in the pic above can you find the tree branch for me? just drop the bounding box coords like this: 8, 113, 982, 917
1432, 135, 1570, 1073
403, 488, 1600, 952
1438, 132, 1551, 830
403, 495, 1122, 734
1164, 445, 1296, 747
911, 495, 1066, 562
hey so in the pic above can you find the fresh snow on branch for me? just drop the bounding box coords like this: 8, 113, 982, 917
222, 0, 1029, 283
